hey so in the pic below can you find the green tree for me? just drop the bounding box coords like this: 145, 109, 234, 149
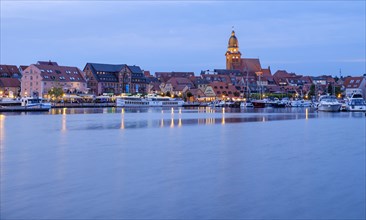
48, 87, 64, 99
308, 84, 315, 97
327, 84, 333, 94
165, 91, 171, 97
233, 91, 240, 97
186, 91, 193, 98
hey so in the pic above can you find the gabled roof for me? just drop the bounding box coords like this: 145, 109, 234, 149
166, 77, 194, 87
127, 65, 143, 74
144, 71, 152, 77
0, 64, 21, 77
214, 69, 242, 76
84, 63, 124, 82
273, 70, 291, 78
19, 65, 29, 71
149, 82, 162, 92
241, 58, 262, 74
209, 81, 239, 98
343, 76, 365, 88
0, 78, 21, 87
88, 63, 125, 72
191, 76, 209, 85
261, 68, 271, 76
188, 88, 205, 97
31, 62, 86, 83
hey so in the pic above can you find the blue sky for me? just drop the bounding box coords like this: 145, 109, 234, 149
1, 1, 365, 76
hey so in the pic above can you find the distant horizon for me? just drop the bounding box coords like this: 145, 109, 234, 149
1, 1, 365, 77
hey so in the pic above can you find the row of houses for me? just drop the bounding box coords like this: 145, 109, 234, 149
1, 61, 366, 100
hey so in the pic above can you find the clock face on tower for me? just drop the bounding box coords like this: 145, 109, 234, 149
226, 30, 242, 70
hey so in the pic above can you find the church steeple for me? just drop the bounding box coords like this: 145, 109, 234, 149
225, 30, 242, 70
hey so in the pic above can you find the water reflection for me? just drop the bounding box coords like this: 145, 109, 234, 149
77, 113, 320, 131
0, 115, 5, 147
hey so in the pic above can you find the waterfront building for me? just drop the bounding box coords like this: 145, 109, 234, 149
0, 78, 21, 98
187, 88, 205, 102
208, 81, 239, 99
155, 72, 194, 83
0, 65, 22, 78
160, 77, 194, 96
19, 65, 28, 77
225, 30, 263, 76
20, 61, 87, 97
190, 76, 209, 93
343, 76, 366, 98
83, 63, 147, 95
147, 82, 162, 94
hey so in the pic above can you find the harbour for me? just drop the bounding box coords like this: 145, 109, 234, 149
0, 108, 365, 219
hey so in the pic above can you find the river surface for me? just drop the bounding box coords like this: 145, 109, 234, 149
0, 107, 365, 219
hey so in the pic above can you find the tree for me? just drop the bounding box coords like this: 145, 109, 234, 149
186, 91, 193, 102
186, 91, 193, 98
165, 91, 171, 97
308, 84, 315, 97
233, 91, 240, 97
48, 87, 64, 99
327, 83, 333, 94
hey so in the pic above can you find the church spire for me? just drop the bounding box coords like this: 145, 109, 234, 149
225, 29, 242, 70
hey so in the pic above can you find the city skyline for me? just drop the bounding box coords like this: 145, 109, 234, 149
1, 1, 365, 76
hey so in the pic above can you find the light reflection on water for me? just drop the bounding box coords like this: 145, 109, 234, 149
0, 107, 365, 219
42, 108, 322, 131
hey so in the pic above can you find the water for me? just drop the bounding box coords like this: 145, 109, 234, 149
1, 107, 365, 219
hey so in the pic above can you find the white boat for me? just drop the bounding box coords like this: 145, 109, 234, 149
0, 98, 21, 106
1, 97, 51, 112
116, 95, 184, 107
240, 101, 254, 108
290, 99, 312, 107
20, 97, 52, 109
346, 93, 366, 112
317, 95, 341, 112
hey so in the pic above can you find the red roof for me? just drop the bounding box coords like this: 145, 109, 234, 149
240, 58, 262, 74
188, 88, 205, 97
19, 65, 29, 71
0, 78, 21, 88
28, 62, 86, 83
261, 68, 271, 76
166, 77, 194, 88
0, 64, 21, 77
209, 82, 239, 98
144, 71, 151, 77
343, 77, 364, 89
149, 82, 162, 92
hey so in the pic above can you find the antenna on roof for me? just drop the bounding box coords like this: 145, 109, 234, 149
339, 68, 342, 78
232, 26, 234, 31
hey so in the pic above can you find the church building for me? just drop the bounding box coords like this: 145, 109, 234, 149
225, 30, 270, 77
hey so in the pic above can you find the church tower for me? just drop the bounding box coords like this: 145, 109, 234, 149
225, 30, 242, 70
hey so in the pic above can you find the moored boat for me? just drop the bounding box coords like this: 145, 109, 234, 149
240, 101, 254, 108
251, 99, 266, 108
346, 93, 366, 112
0, 97, 51, 112
317, 95, 341, 112
116, 95, 184, 107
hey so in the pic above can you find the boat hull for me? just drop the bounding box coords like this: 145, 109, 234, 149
317, 104, 341, 112
346, 105, 366, 112
0, 106, 50, 112
252, 100, 266, 108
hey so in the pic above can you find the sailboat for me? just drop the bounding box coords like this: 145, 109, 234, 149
251, 70, 267, 108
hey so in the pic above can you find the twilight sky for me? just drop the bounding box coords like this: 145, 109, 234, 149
1, 1, 365, 76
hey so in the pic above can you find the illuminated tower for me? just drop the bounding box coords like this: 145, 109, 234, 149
225, 30, 242, 70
